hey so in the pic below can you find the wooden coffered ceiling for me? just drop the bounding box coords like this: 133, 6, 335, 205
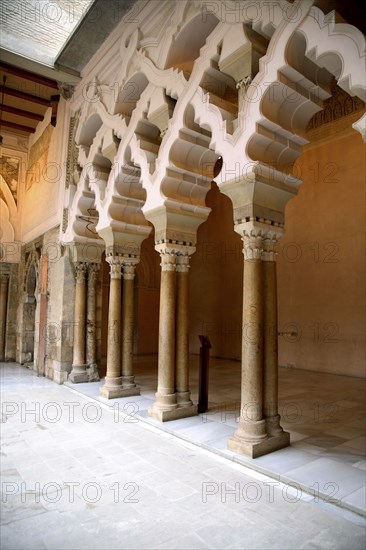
0, 61, 60, 136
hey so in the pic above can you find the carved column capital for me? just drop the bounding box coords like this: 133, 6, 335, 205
122, 262, 138, 280
242, 230, 264, 261
74, 262, 88, 284
262, 234, 279, 262
176, 255, 191, 273
88, 262, 100, 283
106, 255, 123, 279
159, 249, 177, 272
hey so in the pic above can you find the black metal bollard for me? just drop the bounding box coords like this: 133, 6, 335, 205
198, 335, 211, 413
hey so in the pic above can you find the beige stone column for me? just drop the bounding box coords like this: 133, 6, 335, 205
149, 250, 177, 420
69, 262, 89, 383
175, 254, 194, 408
228, 230, 268, 457
100, 255, 124, 398
86, 263, 100, 382
120, 261, 140, 396
263, 235, 289, 445
0, 272, 9, 362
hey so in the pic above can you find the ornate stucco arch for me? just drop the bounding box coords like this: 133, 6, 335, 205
213, 1, 365, 235
61, 0, 365, 442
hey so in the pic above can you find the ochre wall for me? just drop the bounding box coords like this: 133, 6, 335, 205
277, 128, 365, 378
189, 184, 243, 359
135, 234, 161, 355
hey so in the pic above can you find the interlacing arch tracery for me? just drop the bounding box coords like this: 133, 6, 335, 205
62, 0, 366, 249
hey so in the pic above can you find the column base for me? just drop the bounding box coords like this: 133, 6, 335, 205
148, 402, 197, 422
87, 364, 100, 382
99, 381, 140, 400
176, 390, 193, 408
121, 375, 137, 389
68, 365, 89, 384
265, 414, 285, 437
228, 430, 290, 458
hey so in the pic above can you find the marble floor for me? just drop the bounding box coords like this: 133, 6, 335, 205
80, 356, 364, 516
1, 361, 365, 550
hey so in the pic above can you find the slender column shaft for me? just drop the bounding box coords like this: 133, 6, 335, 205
241, 258, 264, 422
0, 273, 9, 362
228, 231, 267, 451
148, 250, 178, 417
175, 255, 192, 406
228, 229, 290, 457
158, 258, 176, 397
105, 259, 122, 382
263, 235, 284, 436
121, 264, 136, 388
86, 263, 100, 382
100, 255, 140, 399
73, 263, 87, 366
263, 257, 278, 417
86, 263, 98, 366
69, 263, 88, 382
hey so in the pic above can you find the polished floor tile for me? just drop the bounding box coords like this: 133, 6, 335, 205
1, 362, 365, 550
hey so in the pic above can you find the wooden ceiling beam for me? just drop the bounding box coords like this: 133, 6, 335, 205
0, 85, 50, 106
0, 62, 59, 90
0, 104, 44, 121
0, 120, 35, 133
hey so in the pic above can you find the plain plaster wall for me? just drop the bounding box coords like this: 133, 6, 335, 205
277, 129, 365, 378
189, 183, 243, 359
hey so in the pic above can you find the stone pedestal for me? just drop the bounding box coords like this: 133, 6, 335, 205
69, 263, 89, 383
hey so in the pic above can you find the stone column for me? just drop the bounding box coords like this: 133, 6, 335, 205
120, 262, 140, 396
69, 262, 89, 383
0, 272, 9, 362
100, 255, 123, 398
149, 250, 177, 420
175, 254, 193, 408
86, 263, 100, 382
228, 230, 268, 457
263, 234, 289, 445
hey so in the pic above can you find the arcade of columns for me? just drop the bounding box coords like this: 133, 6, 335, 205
2, 0, 363, 459
66, 213, 290, 457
